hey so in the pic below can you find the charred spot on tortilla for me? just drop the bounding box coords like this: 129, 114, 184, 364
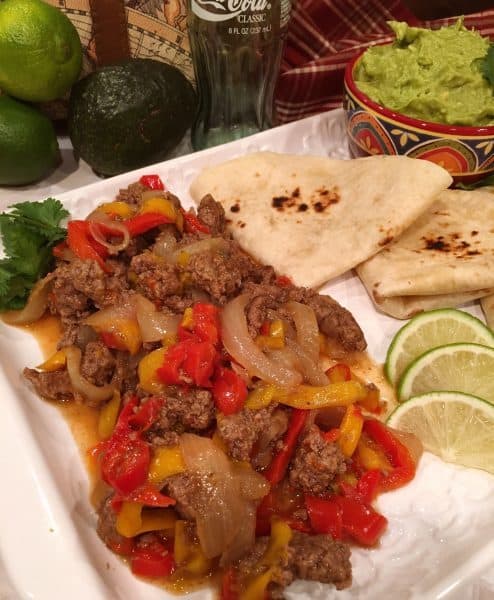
297, 203, 309, 212
472, 230, 479, 236
292, 187, 300, 198
379, 235, 394, 247
230, 203, 240, 213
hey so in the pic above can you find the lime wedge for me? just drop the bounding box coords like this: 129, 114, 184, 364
385, 309, 494, 386
387, 391, 494, 473
398, 342, 494, 403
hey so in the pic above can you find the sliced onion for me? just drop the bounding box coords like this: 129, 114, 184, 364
1, 274, 53, 325
84, 296, 136, 330
141, 190, 167, 202
64, 345, 114, 406
286, 338, 329, 386
221, 294, 302, 388
88, 218, 130, 255
179, 433, 267, 565
153, 230, 178, 258
174, 237, 228, 260
134, 294, 180, 342
284, 301, 320, 363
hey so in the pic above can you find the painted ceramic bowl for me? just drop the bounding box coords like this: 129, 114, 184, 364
344, 50, 494, 185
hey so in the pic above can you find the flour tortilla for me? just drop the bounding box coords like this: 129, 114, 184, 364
189, 152, 452, 288
357, 188, 494, 319
481, 295, 494, 330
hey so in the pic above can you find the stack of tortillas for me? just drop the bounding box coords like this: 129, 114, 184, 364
189, 151, 494, 322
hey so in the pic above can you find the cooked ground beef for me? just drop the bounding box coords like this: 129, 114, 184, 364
217, 407, 273, 461
80, 341, 115, 386
273, 531, 352, 592
23, 368, 74, 402
111, 351, 139, 395
237, 531, 351, 595
130, 251, 182, 306
288, 287, 366, 352
115, 181, 148, 205
164, 472, 203, 520
49, 258, 129, 325
196, 194, 227, 235
96, 495, 130, 552
289, 426, 347, 495
145, 388, 215, 448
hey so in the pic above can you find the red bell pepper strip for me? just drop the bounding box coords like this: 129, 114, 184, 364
100, 331, 129, 352
275, 275, 292, 287
363, 419, 417, 492
339, 469, 382, 505
157, 339, 217, 387
123, 212, 174, 236
139, 174, 165, 190
221, 567, 239, 600
131, 534, 175, 579
112, 483, 176, 510
182, 209, 211, 234
326, 363, 352, 383
127, 396, 164, 433
263, 409, 308, 485
212, 366, 248, 415
306, 494, 387, 546
305, 495, 343, 539
67, 220, 108, 271
179, 302, 221, 346
100, 435, 150, 496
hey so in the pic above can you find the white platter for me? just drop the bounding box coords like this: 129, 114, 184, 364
1, 109, 494, 600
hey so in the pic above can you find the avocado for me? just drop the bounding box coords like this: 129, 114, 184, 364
68, 59, 197, 176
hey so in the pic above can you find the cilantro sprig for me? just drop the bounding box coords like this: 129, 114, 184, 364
0, 199, 68, 311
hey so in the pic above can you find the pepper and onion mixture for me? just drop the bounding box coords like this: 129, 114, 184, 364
17, 175, 421, 598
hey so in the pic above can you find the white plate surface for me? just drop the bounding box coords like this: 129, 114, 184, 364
1, 110, 494, 600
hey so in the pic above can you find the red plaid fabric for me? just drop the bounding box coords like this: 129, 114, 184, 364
275, 0, 494, 123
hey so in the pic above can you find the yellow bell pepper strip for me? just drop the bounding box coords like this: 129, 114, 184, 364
97, 318, 142, 355
244, 384, 278, 410
264, 408, 308, 485
138, 346, 167, 393
363, 418, 417, 492
181, 307, 194, 329
98, 391, 122, 440
356, 433, 394, 472
116, 501, 177, 538
255, 319, 286, 350
140, 196, 178, 220
240, 519, 292, 600
36, 348, 67, 371
338, 404, 364, 457
357, 383, 382, 414
148, 445, 186, 484
276, 380, 367, 410
174, 520, 212, 577
97, 201, 134, 218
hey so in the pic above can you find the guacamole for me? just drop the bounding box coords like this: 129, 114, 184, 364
354, 20, 494, 127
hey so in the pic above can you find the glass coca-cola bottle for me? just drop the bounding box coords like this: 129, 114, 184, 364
187, 0, 292, 150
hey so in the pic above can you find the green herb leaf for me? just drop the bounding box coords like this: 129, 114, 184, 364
0, 198, 68, 311
456, 172, 494, 190
480, 44, 494, 88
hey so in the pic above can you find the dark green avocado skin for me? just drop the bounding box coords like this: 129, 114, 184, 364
68, 59, 197, 176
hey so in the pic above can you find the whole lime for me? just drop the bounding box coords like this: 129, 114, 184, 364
0, 95, 60, 185
0, 0, 82, 102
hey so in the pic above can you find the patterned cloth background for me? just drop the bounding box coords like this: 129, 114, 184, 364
44, 0, 494, 124
276, 0, 494, 123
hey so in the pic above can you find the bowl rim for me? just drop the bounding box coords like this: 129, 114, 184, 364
344, 47, 494, 136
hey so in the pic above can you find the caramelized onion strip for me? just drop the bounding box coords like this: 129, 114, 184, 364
1, 274, 54, 325
221, 294, 302, 388
64, 345, 114, 406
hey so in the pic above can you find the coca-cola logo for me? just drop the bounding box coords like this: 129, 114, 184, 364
191, 0, 270, 22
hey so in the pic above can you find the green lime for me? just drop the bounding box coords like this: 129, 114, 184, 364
0, 0, 82, 102
398, 342, 494, 403
385, 308, 494, 386
0, 95, 60, 186
387, 391, 494, 473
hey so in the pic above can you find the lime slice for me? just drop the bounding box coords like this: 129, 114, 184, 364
398, 342, 494, 403
387, 391, 494, 473
385, 308, 494, 386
